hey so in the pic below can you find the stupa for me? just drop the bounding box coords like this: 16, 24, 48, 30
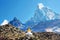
26, 27, 33, 37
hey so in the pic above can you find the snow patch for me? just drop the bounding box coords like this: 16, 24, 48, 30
45, 27, 60, 33
45, 27, 53, 32
46, 11, 55, 20
1, 20, 9, 26
38, 3, 44, 9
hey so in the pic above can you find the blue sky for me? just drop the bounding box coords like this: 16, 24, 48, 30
0, 0, 60, 23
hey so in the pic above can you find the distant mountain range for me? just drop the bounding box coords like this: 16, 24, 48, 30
0, 3, 60, 33
25, 3, 60, 33
32, 19, 60, 32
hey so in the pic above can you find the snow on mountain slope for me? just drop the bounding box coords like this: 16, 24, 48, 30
1, 20, 9, 26
45, 26, 60, 33
38, 3, 44, 9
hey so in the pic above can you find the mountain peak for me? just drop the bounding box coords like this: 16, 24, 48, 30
1, 20, 9, 26
9, 17, 24, 28
13, 17, 18, 21
38, 3, 44, 9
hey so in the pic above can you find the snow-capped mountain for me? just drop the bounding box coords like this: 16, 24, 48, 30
25, 3, 60, 28
0, 20, 9, 26
33, 3, 60, 22
9, 17, 25, 29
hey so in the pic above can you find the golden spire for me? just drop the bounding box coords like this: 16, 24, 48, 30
27, 27, 31, 33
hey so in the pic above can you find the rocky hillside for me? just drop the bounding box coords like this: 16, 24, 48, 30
0, 24, 25, 40
33, 32, 60, 40
0, 24, 60, 40
19, 32, 60, 40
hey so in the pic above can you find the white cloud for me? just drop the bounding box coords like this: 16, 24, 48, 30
38, 3, 44, 9
1, 20, 9, 26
